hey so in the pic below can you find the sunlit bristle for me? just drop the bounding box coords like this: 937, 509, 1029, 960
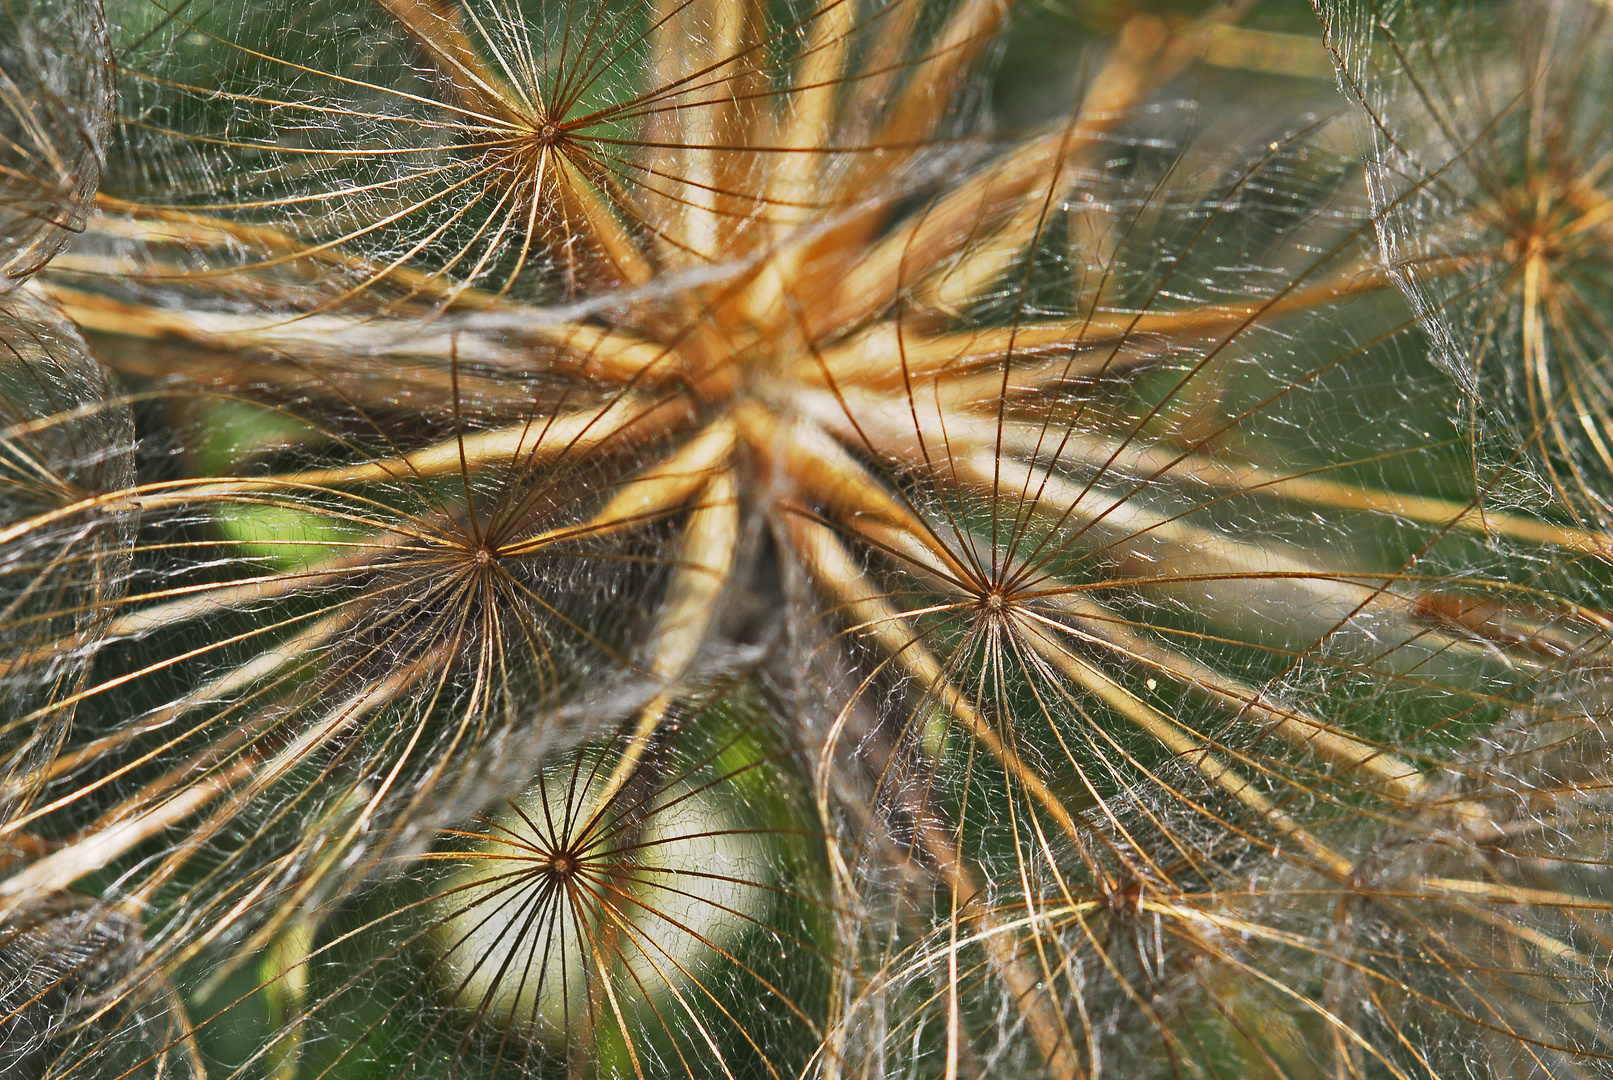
0, 0, 111, 286
3, 0, 1613, 1077
1324, 0, 1613, 535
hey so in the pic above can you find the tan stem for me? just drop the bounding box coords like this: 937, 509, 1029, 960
919, 15, 1176, 317
0, 760, 247, 905
502, 416, 734, 556
591, 468, 739, 813
1042, 591, 1429, 802
37, 280, 669, 385
786, 514, 1086, 849
1015, 614, 1352, 877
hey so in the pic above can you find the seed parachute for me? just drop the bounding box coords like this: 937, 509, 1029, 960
2, 0, 1613, 1077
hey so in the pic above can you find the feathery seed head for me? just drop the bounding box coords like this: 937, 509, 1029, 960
1323, 0, 1613, 530
3, 0, 1613, 1078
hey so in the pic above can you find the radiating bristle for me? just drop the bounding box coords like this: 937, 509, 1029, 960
1, 0, 1612, 1078
0, 0, 111, 287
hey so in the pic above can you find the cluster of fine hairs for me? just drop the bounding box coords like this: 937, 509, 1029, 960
3, 0, 1613, 1075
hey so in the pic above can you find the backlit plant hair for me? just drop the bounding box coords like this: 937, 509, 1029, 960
1319, 0, 1613, 533
0, 0, 111, 286
2, 0, 1613, 1078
